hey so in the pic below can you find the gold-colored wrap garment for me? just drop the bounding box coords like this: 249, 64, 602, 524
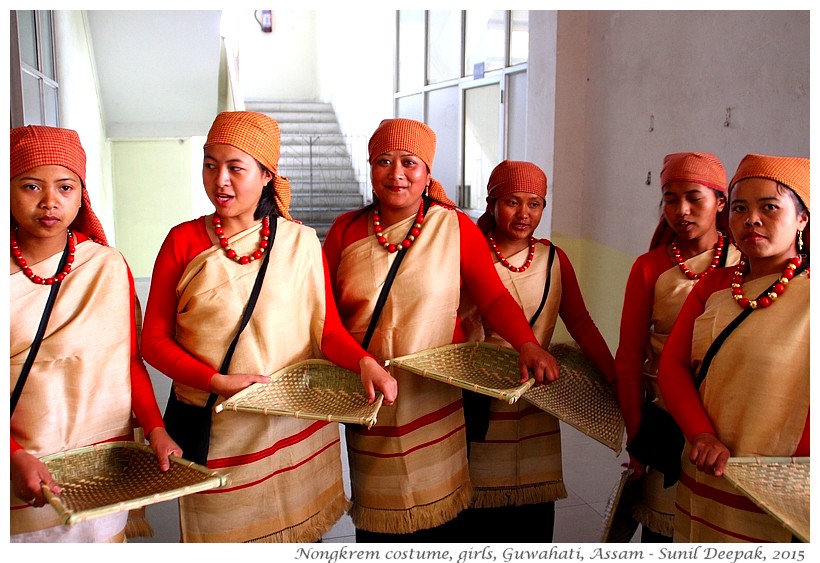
674, 272, 809, 543
10, 241, 134, 541
335, 206, 472, 534
172, 219, 348, 542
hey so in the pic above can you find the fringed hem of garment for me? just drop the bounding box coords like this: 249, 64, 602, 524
470, 481, 567, 509
125, 507, 154, 539
349, 483, 473, 535
247, 495, 351, 543
633, 504, 674, 537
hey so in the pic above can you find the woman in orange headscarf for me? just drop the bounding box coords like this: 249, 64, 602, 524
323, 120, 558, 542
10, 125, 178, 542
614, 152, 740, 542
140, 111, 396, 543
659, 154, 809, 542
460, 160, 615, 542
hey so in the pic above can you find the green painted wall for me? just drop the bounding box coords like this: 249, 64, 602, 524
111, 139, 197, 279
550, 234, 635, 355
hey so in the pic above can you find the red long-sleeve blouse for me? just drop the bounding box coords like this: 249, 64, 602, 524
614, 247, 676, 442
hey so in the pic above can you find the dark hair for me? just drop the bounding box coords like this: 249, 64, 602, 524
254, 162, 278, 220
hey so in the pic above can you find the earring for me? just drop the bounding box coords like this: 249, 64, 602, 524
425, 184, 430, 198
797, 230, 804, 252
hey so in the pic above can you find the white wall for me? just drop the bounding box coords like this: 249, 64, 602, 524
236, 10, 319, 100
554, 10, 810, 257
526, 11, 559, 240
542, 10, 809, 347
53, 11, 115, 244
315, 9, 396, 190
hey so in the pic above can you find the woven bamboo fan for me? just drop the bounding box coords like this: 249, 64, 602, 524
600, 468, 640, 543
215, 359, 383, 428
723, 457, 809, 542
386, 342, 534, 403
524, 342, 624, 453
40, 441, 230, 526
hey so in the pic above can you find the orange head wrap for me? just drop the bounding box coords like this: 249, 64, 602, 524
730, 154, 810, 255
729, 154, 810, 212
203, 111, 293, 221
10, 125, 108, 245
477, 160, 548, 234
649, 152, 728, 250
367, 118, 456, 207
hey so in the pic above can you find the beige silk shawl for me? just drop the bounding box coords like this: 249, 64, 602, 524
10, 241, 133, 539
637, 245, 740, 535
468, 241, 567, 507
335, 205, 471, 534
173, 219, 347, 543
674, 272, 809, 543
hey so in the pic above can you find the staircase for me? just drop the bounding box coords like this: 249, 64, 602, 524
244, 100, 368, 240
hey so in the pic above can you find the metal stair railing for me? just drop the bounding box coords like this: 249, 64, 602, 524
278, 133, 370, 225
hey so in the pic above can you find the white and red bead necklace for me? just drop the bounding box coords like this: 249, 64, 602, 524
730, 255, 806, 309
488, 232, 536, 273
671, 232, 725, 280
11, 228, 76, 285
372, 202, 425, 253
212, 214, 270, 264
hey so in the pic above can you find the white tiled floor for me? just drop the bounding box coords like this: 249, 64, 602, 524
132, 278, 636, 544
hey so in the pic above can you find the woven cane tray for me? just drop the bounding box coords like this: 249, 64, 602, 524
601, 468, 640, 543
386, 342, 535, 403
523, 342, 624, 453
215, 359, 383, 428
40, 441, 230, 526
723, 457, 810, 542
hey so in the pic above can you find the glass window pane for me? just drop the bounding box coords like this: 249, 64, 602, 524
23, 71, 42, 125
396, 93, 424, 122
39, 11, 55, 79
427, 10, 461, 84
505, 72, 528, 160
510, 10, 528, 66
18, 10, 38, 69
426, 86, 460, 202
397, 10, 425, 93
462, 84, 500, 210
464, 10, 505, 77
44, 83, 59, 126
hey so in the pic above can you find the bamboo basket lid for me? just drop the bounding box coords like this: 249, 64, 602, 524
386, 342, 535, 404
215, 359, 383, 428
600, 468, 641, 542
723, 456, 809, 542
40, 441, 230, 526
524, 342, 624, 453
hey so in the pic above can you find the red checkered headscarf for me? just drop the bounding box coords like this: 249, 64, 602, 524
650, 152, 727, 250
204, 111, 293, 221
477, 160, 548, 234
10, 125, 108, 245
368, 118, 456, 207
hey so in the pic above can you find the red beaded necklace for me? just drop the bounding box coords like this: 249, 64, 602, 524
730, 255, 805, 309
488, 232, 536, 273
11, 228, 76, 285
671, 232, 725, 280
212, 214, 271, 264
372, 202, 425, 253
